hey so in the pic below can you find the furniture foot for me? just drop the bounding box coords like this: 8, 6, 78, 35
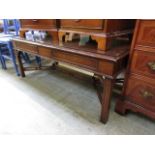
91, 35, 107, 51
58, 31, 66, 46
115, 99, 127, 115
50, 30, 59, 45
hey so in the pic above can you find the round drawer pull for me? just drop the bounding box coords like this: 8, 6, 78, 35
147, 61, 155, 72
140, 90, 154, 99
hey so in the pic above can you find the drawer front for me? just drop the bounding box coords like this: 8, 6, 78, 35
38, 47, 52, 58
125, 76, 155, 112
130, 50, 155, 78
53, 51, 97, 70
98, 61, 114, 76
14, 42, 38, 54
136, 20, 155, 48
60, 19, 104, 30
20, 19, 56, 29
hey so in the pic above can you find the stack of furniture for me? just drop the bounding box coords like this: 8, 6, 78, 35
115, 20, 155, 120
12, 19, 135, 123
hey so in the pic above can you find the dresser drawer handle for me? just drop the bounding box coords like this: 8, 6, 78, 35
139, 90, 154, 99
73, 19, 81, 22
147, 61, 155, 71
32, 19, 38, 22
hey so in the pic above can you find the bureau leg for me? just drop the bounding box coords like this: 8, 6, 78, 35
58, 31, 66, 46
91, 35, 107, 51
115, 99, 127, 115
19, 30, 26, 38
16, 51, 25, 77
100, 77, 114, 123
50, 31, 59, 44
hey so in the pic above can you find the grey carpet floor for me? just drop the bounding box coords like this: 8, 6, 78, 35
0, 60, 155, 135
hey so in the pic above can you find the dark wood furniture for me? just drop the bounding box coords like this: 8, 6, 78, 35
12, 37, 129, 124
19, 19, 59, 44
58, 19, 135, 51
115, 20, 155, 120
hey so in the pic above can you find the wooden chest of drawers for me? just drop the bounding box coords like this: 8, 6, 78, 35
115, 20, 155, 120
19, 19, 59, 44
20, 19, 57, 29
59, 19, 135, 51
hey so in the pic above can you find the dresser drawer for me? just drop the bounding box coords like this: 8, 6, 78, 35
136, 20, 155, 48
130, 50, 155, 78
60, 19, 104, 30
53, 51, 97, 71
125, 76, 155, 112
14, 42, 38, 54
38, 46, 52, 58
20, 19, 56, 29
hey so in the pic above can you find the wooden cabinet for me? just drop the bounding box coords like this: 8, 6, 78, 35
59, 19, 135, 51
115, 20, 155, 120
19, 19, 59, 44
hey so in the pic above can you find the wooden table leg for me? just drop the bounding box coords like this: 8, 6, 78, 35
100, 77, 114, 123
16, 51, 25, 77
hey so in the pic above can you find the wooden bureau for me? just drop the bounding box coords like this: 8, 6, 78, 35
115, 20, 155, 120
59, 19, 135, 51
19, 19, 59, 44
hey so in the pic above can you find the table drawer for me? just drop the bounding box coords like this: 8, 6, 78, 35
60, 19, 104, 30
53, 51, 97, 70
38, 46, 52, 58
125, 76, 155, 112
130, 50, 155, 78
14, 42, 38, 54
136, 20, 155, 48
20, 19, 56, 29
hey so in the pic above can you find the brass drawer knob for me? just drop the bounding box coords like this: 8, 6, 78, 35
147, 61, 155, 71
140, 90, 154, 99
